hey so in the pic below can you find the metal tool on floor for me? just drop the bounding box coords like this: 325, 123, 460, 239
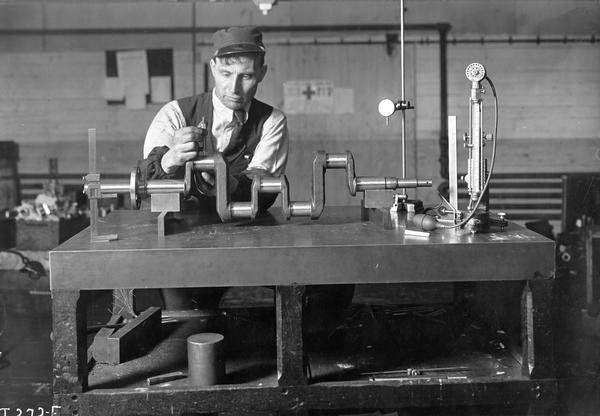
363, 365, 470, 379
146, 370, 187, 386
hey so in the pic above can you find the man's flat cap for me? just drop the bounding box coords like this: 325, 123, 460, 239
213, 26, 266, 57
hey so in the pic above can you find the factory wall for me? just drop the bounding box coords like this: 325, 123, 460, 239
0, 0, 598, 206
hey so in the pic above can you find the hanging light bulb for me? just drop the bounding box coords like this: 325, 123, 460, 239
253, 0, 277, 16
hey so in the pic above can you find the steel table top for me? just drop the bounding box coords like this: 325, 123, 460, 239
49, 206, 554, 290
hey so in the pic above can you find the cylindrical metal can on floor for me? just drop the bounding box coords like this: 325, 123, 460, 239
187, 333, 225, 385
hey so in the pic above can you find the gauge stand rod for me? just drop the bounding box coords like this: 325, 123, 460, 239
377, 0, 417, 202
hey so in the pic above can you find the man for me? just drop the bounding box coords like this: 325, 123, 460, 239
139, 27, 353, 346
140, 26, 288, 213
138, 26, 287, 310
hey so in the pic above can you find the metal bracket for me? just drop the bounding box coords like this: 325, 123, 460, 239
85, 129, 118, 243
151, 193, 181, 247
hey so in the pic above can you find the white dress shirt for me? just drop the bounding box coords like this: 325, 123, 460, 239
143, 90, 289, 175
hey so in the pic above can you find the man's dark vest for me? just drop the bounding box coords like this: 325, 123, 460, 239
177, 93, 273, 176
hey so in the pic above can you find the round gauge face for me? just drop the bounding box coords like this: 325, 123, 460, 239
465, 63, 486, 82
378, 99, 396, 117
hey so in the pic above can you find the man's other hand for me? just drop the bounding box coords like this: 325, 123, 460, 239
161, 126, 204, 174
195, 171, 239, 197
201, 172, 215, 187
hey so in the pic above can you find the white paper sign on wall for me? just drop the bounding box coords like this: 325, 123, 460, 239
283, 79, 334, 114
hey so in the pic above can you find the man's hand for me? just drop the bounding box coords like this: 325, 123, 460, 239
195, 171, 239, 197
200, 172, 215, 187
161, 126, 204, 174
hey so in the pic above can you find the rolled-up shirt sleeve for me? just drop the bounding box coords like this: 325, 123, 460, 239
247, 108, 289, 176
143, 100, 187, 158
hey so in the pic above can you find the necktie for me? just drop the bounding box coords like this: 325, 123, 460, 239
224, 109, 245, 155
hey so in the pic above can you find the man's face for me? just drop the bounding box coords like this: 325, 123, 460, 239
210, 54, 267, 110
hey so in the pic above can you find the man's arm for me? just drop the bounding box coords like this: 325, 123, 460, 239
143, 101, 184, 158
140, 101, 203, 179
247, 109, 289, 176
230, 109, 289, 212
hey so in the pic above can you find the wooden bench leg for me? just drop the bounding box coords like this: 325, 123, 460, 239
52, 289, 87, 413
276, 285, 307, 387
521, 279, 556, 379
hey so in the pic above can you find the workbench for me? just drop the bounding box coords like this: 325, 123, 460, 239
49, 206, 556, 415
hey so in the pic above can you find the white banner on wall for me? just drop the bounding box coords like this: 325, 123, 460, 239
283, 79, 334, 114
